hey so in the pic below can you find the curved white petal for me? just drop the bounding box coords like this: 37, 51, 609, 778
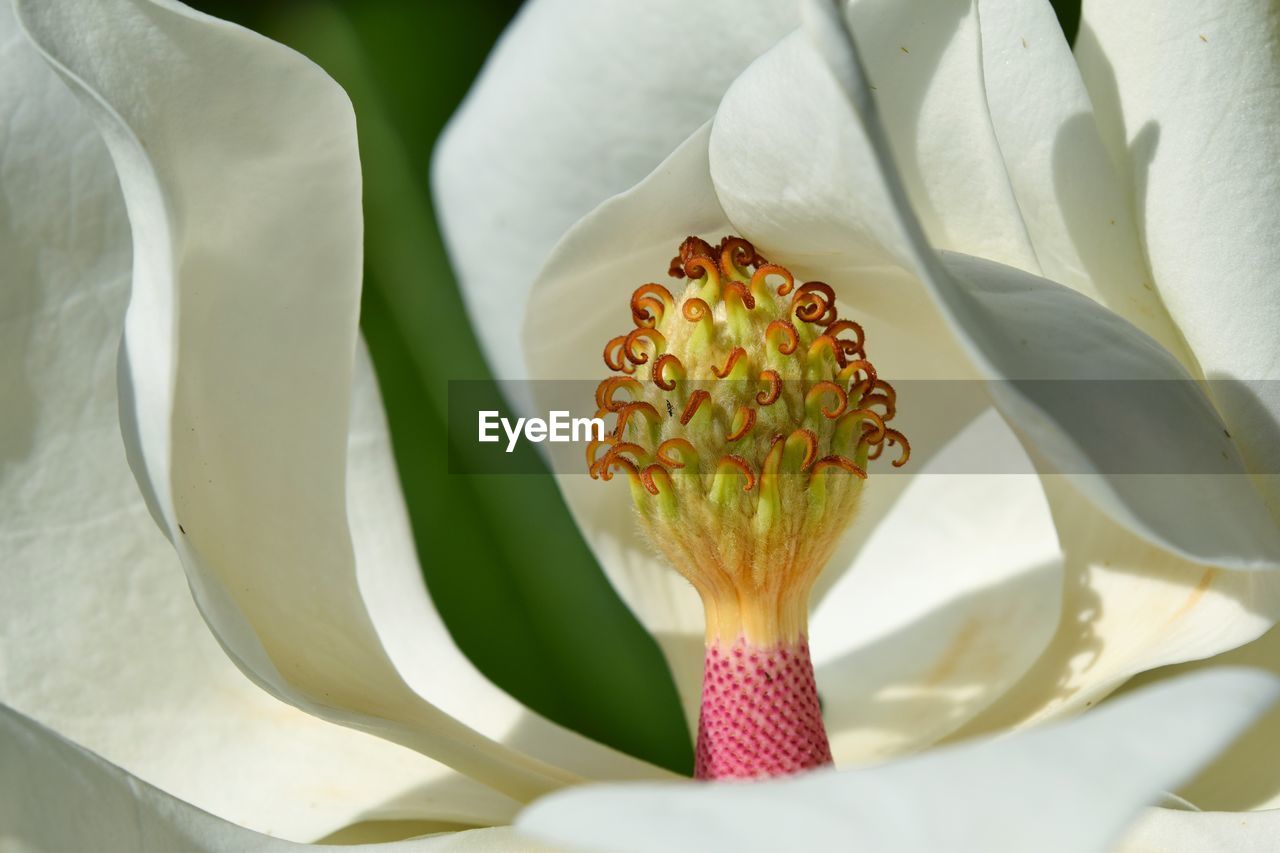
953, 477, 1280, 739
812, 409, 1063, 765
842, 0, 1038, 272
433, 0, 797, 384
12, 0, 637, 801
975, 0, 1193, 368
1122, 625, 1280, 813
0, 3, 526, 840
707, 0, 1280, 569
1079, 0, 1280, 516
0, 704, 551, 853
1119, 808, 1280, 853
518, 668, 1280, 853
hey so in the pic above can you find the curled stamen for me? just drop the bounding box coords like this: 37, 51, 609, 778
657, 437, 698, 469
840, 359, 878, 401
716, 454, 757, 492
884, 428, 911, 467
641, 463, 674, 496
724, 281, 756, 310
612, 401, 662, 438
787, 428, 819, 471
765, 319, 799, 356
586, 438, 608, 479
727, 406, 757, 441
862, 392, 897, 421
683, 256, 720, 288
720, 236, 760, 280
631, 283, 675, 328
807, 335, 841, 369
812, 454, 868, 479
683, 297, 712, 323
792, 282, 838, 326
838, 408, 886, 451
603, 335, 632, 373
624, 327, 666, 366
595, 375, 642, 412
669, 235, 717, 279
755, 370, 782, 406
598, 443, 645, 481
806, 381, 848, 419
750, 263, 794, 298
680, 389, 712, 426
825, 319, 866, 362
712, 347, 749, 379
653, 353, 685, 391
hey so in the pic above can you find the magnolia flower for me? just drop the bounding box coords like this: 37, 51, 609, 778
2, 3, 1278, 853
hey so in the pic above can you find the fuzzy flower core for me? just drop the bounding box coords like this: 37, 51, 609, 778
590, 236, 907, 645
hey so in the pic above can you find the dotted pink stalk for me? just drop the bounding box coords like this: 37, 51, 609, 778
695, 635, 833, 780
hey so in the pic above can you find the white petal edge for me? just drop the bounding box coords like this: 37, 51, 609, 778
12, 0, 614, 801
0, 2, 531, 839
517, 668, 1280, 853
953, 475, 1280, 739
1079, 0, 1280, 518
433, 0, 797, 387
0, 703, 553, 853
707, 0, 1280, 569
975, 0, 1194, 369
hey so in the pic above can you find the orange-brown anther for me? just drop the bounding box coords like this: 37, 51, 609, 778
657, 437, 698, 469
756, 370, 783, 406
792, 282, 838, 326
751, 263, 794, 298
680, 389, 712, 426
653, 353, 684, 391
590, 234, 908, 647
712, 347, 748, 379
717, 454, 757, 492
884, 429, 911, 467
727, 406, 757, 442
631, 283, 675, 328
812, 454, 868, 479
766, 319, 799, 355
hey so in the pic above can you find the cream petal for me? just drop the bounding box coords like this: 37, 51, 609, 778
517, 668, 1280, 853
1078, 0, 1280, 516
975, 0, 1193, 368
433, 0, 797, 384
1119, 807, 1280, 853
812, 409, 1063, 765
0, 704, 554, 852
0, 2, 528, 840
1121, 625, 1280, 813
12, 0, 608, 801
708, 0, 1280, 569
953, 476, 1280, 740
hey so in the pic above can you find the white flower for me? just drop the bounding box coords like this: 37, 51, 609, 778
1, 1, 1277, 852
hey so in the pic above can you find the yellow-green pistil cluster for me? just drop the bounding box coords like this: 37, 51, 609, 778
590, 236, 908, 644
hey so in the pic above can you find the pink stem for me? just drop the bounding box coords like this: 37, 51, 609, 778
695, 635, 833, 780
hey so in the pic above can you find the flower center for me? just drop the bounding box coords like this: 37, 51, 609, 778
590, 235, 907, 779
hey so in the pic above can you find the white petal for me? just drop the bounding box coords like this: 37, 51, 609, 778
0, 3, 517, 840
843, 0, 1039, 272
517, 668, 1280, 853
954, 477, 1280, 738
433, 0, 797, 384
1119, 808, 1280, 853
709, 3, 1280, 568
12, 0, 602, 801
812, 409, 1063, 764
0, 704, 552, 852
1078, 0, 1280, 516
1122, 625, 1280, 813
975, 0, 1193, 367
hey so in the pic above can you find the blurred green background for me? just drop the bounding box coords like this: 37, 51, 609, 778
185, 0, 1082, 777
